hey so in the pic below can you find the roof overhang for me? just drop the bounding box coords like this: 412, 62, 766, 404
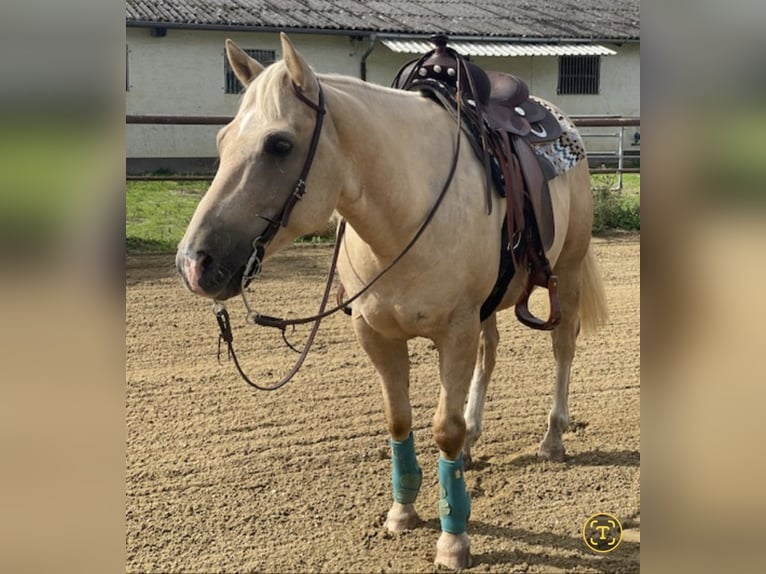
382, 39, 617, 57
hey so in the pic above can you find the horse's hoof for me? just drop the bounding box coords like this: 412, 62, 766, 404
384, 502, 419, 532
435, 532, 472, 570
538, 440, 566, 462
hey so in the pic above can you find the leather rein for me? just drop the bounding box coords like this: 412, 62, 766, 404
214, 75, 464, 391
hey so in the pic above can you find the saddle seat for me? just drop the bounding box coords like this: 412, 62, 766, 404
484, 71, 563, 146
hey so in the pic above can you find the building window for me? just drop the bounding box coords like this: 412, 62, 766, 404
557, 55, 601, 95
126, 45, 130, 92
224, 48, 276, 93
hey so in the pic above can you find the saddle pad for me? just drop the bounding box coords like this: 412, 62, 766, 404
530, 98, 586, 176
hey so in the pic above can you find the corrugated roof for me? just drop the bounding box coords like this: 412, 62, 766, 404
125, 1, 640, 41
382, 39, 618, 57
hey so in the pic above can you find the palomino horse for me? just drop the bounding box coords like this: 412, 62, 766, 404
176, 33, 608, 569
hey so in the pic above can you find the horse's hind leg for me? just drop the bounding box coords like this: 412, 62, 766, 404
539, 265, 582, 462
352, 316, 421, 532
463, 313, 499, 467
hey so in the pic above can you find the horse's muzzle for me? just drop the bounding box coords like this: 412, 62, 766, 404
175, 247, 244, 300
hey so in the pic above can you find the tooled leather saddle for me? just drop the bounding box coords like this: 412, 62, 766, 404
391, 35, 563, 330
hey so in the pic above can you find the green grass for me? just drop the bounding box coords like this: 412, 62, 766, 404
126, 173, 640, 252
593, 173, 640, 194
126, 181, 207, 252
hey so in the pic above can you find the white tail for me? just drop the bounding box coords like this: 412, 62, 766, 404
579, 245, 609, 336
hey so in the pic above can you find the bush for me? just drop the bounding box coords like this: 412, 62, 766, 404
591, 177, 640, 233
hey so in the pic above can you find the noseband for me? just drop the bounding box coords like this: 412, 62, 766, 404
242, 80, 326, 283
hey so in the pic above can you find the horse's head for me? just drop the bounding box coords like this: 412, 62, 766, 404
176, 33, 341, 300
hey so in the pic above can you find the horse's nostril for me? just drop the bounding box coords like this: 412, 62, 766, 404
196, 250, 213, 272
182, 249, 216, 295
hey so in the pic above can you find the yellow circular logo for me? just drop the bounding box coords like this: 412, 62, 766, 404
582, 513, 623, 553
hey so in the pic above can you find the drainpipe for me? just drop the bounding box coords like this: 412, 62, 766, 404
360, 33, 378, 81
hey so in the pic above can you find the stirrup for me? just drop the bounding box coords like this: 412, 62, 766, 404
514, 274, 561, 330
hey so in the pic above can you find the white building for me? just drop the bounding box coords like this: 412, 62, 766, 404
126, 0, 640, 174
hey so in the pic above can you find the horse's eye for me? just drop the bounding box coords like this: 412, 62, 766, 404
265, 136, 293, 156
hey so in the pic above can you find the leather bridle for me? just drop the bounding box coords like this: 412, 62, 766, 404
240, 80, 326, 285
214, 73, 464, 391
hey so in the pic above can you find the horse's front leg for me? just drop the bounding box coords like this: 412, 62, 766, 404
433, 314, 481, 570
353, 315, 421, 532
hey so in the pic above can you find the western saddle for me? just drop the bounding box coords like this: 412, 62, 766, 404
391, 35, 563, 330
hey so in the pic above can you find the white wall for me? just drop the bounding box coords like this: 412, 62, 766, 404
126, 29, 363, 159
127, 28, 639, 162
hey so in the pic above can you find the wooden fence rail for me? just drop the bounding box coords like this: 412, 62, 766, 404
126, 115, 639, 180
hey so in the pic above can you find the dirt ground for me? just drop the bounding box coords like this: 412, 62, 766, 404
126, 234, 640, 573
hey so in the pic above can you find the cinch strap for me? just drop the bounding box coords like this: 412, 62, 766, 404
438, 454, 471, 534
391, 432, 422, 505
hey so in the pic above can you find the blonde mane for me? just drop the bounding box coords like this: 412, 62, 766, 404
239, 61, 294, 119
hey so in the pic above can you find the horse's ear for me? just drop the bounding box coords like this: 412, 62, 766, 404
280, 32, 317, 95
225, 39, 265, 87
